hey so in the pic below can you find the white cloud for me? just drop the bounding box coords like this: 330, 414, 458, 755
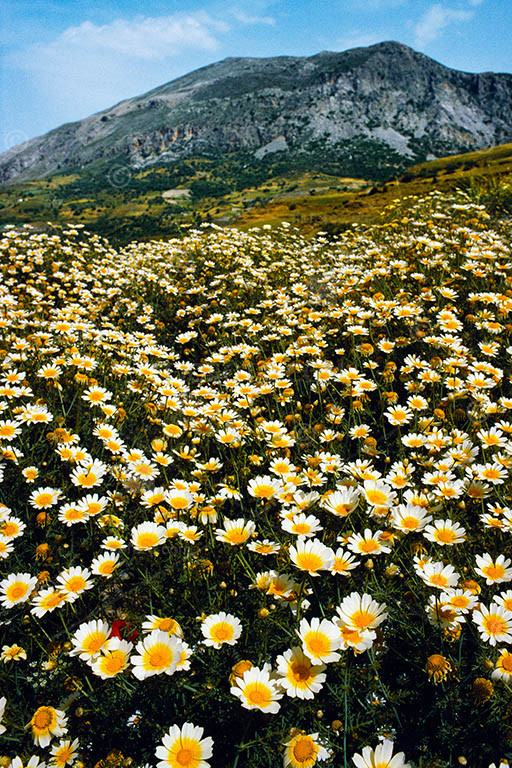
414, 4, 473, 47
8, 12, 230, 120
231, 10, 275, 25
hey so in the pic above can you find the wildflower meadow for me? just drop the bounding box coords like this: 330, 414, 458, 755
1, 190, 512, 768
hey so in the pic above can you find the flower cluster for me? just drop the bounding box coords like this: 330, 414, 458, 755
0, 192, 511, 766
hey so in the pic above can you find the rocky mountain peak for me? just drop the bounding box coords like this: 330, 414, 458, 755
1, 41, 512, 184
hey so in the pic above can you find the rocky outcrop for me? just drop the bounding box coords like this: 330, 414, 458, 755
1, 41, 512, 184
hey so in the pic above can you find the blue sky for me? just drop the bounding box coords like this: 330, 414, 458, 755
1, 0, 511, 150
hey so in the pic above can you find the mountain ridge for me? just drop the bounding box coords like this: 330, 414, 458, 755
2, 40, 512, 185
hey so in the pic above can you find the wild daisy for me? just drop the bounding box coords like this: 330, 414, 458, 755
215, 517, 256, 546
281, 513, 323, 538
417, 561, 460, 590
58, 504, 88, 526
0, 515, 25, 540
475, 553, 512, 584
155, 722, 213, 768
201, 612, 242, 648
289, 539, 335, 576
131, 630, 182, 679
492, 649, 512, 682
283, 731, 330, 768
131, 521, 166, 551
70, 619, 110, 661
247, 539, 281, 555
1, 644, 27, 662
297, 617, 341, 664
247, 475, 283, 500
56, 567, 94, 601
473, 603, 512, 646
362, 479, 396, 509
0, 572, 38, 608
90, 638, 133, 679
49, 738, 80, 768
70, 459, 108, 488
352, 739, 411, 768
347, 529, 392, 556
29, 706, 68, 748
29, 487, 62, 509
90, 552, 120, 578
30, 588, 68, 617
391, 504, 432, 533
142, 616, 183, 637
320, 487, 360, 518
230, 664, 283, 713
423, 519, 466, 546
275, 646, 326, 700
335, 592, 388, 633
330, 547, 359, 576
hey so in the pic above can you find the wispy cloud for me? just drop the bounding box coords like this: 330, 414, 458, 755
231, 9, 276, 25
8, 12, 229, 119
414, 3, 473, 47
350, 0, 407, 9
334, 31, 386, 52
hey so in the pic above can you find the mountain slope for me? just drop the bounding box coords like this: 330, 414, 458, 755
2, 40, 512, 184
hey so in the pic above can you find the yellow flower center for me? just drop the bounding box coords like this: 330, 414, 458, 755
134, 463, 153, 477
350, 609, 375, 629
245, 682, 271, 707
225, 530, 248, 544
485, 564, 505, 581
169, 497, 190, 510
293, 737, 317, 764
36, 493, 53, 507
429, 574, 448, 587
146, 643, 173, 670
293, 523, 311, 535
99, 561, 116, 575
304, 632, 330, 657
365, 489, 387, 505
66, 576, 86, 593
101, 650, 127, 676
84, 632, 107, 654
253, 485, 275, 498
296, 553, 323, 572
435, 529, 457, 543
156, 618, 176, 633
211, 622, 234, 643
137, 532, 159, 549
176, 748, 193, 766
500, 654, 512, 672
484, 615, 508, 636
402, 517, 419, 530
42, 592, 66, 609
32, 706, 56, 732
7, 582, 28, 601
359, 540, 379, 553
1, 521, 18, 536
78, 472, 97, 486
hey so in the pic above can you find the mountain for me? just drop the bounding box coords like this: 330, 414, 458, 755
2, 40, 512, 185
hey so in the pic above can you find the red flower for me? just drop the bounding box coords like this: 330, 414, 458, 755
109, 619, 139, 642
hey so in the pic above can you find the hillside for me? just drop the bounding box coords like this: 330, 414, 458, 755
2, 140, 512, 244
1, 41, 512, 186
